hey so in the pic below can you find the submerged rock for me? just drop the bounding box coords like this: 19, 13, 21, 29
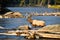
0, 26, 4, 29
17, 25, 30, 30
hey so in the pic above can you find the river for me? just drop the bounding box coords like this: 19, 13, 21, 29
0, 7, 60, 40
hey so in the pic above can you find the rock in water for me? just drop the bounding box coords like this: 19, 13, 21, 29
3, 12, 23, 18
17, 25, 30, 30
0, 26, 4, 29
39, 24, 60, 32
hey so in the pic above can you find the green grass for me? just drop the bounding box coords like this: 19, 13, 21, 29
48, 5, 60, 9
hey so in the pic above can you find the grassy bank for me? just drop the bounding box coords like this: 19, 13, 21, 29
48, 5, 60, 9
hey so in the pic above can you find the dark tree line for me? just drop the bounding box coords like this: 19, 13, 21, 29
0, 0, 60, 14
0, 0, 60, 7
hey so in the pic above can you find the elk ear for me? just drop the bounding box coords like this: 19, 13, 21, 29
11, 12, 14, 14
28, 18, 31, 21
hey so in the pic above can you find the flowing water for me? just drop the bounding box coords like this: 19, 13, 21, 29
0, 7, 60, 40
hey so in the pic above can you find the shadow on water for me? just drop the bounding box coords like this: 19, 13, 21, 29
0, 7, 11, 15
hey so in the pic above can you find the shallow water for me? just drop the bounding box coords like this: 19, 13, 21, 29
7, 7, 60, 13
0, 16, 60, 29
0, 7, 60, 40
0, 35, 60, 40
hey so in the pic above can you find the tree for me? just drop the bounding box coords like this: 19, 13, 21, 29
55, 0, 60, 5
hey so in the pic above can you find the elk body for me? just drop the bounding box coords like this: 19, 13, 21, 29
27, 15, 45, 27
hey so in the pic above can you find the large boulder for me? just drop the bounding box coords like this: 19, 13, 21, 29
12, 12, 23, 18
3, 12, 23, 18
39, 24, 60, 32
3, 12, 13, 18
38, 24, 60, 38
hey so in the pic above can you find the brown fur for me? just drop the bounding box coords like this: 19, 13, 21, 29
28, 18, 33, 24
28, 17, 45, 27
